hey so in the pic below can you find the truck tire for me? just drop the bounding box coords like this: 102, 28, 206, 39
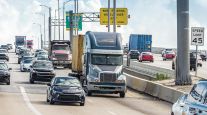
30, 78, 34, 84
120, 92, 125, 98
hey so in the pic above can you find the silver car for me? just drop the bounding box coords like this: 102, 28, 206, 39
171, 80, 207, 115
20, 59, 33, 72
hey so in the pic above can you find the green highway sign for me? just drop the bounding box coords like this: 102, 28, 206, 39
66, 12, 82, 31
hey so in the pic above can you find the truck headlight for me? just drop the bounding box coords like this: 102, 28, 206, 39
116, 75, 126, 83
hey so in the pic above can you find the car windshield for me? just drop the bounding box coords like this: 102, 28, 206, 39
131, 51, 138, 54
52, 45, 69, 50
166, 51, 174, 54
33, 61, 53, 68
24, 60, 32, 63
142, 52, 151, 55
0, 63, 8, 70
38, 52, 48, 55
91, 54, 123, 65
0, 50, 7, 53
54, 78, 81, 87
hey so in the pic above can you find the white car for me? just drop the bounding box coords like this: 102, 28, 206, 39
171, 80, 207, 115
20, 59, 33, 72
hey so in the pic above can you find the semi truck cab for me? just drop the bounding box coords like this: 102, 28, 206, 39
83, 32, 127, 97
50, 40, 72, 68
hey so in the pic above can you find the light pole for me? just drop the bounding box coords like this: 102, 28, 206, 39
40, 5, 52, 44
58, 0, 61, 40
33, 23, 43, 49
63, 0, 73, 40
35, 13, 46, 47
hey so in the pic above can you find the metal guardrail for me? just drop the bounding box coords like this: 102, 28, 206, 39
123, 60, 175, 78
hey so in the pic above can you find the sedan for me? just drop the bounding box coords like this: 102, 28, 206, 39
0, 61, 12, 85
163, 51, 175, 61
139, 52, 154, 62
29, 60, 55, 84
20, 59, 33, 72
128, 50, 140, 59
46, 76, 85, 106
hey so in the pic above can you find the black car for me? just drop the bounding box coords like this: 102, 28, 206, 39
128, 50, 140, 59
200, 54, 206, 61
1, 45, 9, 51
46, 76, 85, 106
29, 60, 55, 84
172, 53, 197, 71
0, 61, 12, 85
0, 49, 9, 61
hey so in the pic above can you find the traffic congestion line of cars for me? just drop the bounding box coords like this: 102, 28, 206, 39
14, 46, 86, 106
0, 44, 13, 85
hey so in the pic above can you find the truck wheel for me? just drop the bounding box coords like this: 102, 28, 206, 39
68, 64, 72, 69
30, 78, 34, 84
120, 92, 125, 98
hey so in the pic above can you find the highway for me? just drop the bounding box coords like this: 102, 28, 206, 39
125, 54, 207, 79
0, 52, 172, 115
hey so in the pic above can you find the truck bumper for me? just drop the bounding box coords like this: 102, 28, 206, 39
87, 82, 127, 93
52, 60, 72, 66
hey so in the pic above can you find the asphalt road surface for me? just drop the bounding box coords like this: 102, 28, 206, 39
0, 52, 172, 115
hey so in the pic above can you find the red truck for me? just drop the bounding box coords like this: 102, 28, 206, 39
26, 40, 33, 49
49, 40, 72, 68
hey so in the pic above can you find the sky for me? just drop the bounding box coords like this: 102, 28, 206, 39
0, 0, 206, 50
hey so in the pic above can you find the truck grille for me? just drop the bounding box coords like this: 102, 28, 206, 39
55, 54, 67, 60
100, 73, 117, 82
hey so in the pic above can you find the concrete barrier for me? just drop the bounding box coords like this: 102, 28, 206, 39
124, 72, 185, 103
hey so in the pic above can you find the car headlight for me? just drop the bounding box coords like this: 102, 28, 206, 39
116, 75, 126, 83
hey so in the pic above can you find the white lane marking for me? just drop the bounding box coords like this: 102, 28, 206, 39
108, 111, 117, 115
19, 86, 42, 115
87, 98, 94, 103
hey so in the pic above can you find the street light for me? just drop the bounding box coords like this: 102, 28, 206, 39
35, 13, 46, 47
40, 5, 52, 44
33, 23, 43, 49
63, 0, 73, 40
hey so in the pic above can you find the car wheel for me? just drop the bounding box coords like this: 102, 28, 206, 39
49, 97, 55, 105
6, 81, 10, 85
120, 92, 125, 98
80, 102, 85, 106
194, 67, 197, 71
46, 93, 50, 102
30, 78, 34, 84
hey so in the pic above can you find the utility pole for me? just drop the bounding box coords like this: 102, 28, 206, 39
108, 0, 110, 32
176, 0, 191, 85
33, 23, 43, 49
58, 0, 61, 40
113, 0, 116, 32
43, 13, 46, 47
69, 10, 73, 51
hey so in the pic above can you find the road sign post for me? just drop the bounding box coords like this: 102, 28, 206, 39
191, 27, 205, 77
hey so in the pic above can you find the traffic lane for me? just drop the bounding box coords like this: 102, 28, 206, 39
5, 52, 172, 115
127, 53, 207, 79
27, 89, 171, 115
0, 92, 35, 115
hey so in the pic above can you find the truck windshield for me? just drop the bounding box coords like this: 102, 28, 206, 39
52, 45, 69, 50
91, 54, 123, 65
27, 42, 33, 45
